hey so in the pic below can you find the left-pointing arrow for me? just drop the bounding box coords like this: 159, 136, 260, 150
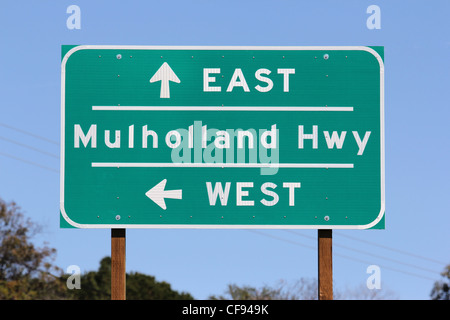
149, 62, 180, 98
145, 179, 182, 210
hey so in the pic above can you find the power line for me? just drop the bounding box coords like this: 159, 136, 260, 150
286, 230, 440, 276
0, 122, 59, 146
248, 230, 438, 282
334, 231, 447, 266
248, 230, 316, 251
0, 135, 59, 159
283, 230, 442, 276
0, 152, 59, 173
284, 230, 440, 275
332, 249, 437, 282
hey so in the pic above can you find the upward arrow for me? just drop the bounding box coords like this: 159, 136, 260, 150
149, 62, 180, 98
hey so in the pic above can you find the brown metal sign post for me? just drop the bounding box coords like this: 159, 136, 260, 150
318, 229, 333, 300
111, 229, 126, 300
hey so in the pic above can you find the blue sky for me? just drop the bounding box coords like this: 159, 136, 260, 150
0, 0, 449, 300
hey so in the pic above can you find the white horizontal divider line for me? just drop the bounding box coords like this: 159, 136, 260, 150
92, 163, 354, 169
92, 106, 353, 112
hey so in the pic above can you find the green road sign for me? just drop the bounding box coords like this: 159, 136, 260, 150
60, 45, 384, 229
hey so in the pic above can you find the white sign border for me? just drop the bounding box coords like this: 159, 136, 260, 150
60, 45, 385, 229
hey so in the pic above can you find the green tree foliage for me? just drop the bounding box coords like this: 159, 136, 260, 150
430, 265, 450, 300
69, 256, 194, 300
0, 198, 67, 299
0, 197, 193, 300
210, 278, 318, 300
210, 283, 285, 300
